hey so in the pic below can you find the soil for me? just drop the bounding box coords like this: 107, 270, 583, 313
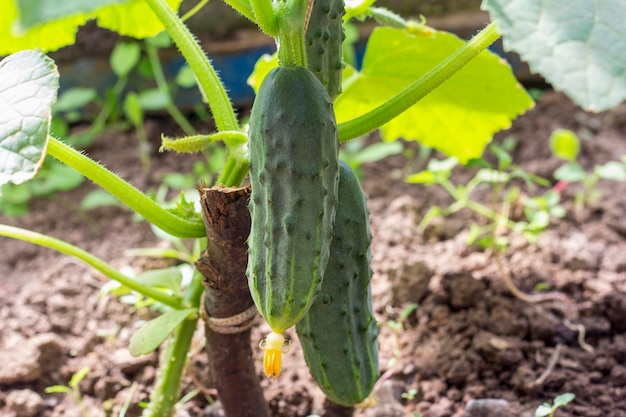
1, 90, 626, 417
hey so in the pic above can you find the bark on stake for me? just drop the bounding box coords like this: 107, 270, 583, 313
196, 185, 269, 417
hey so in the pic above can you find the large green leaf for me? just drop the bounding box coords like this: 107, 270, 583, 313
1, 0, 183, 55
16, 0, 126, 28
0, 50, 58, 187
482, 0, 626, 112
334, 27, 534, 163
129, 308, 196, 356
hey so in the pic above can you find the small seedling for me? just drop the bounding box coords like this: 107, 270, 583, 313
535, 392, 575, 417
401, 388, 418, 401
408, 137, 563, 249
550, 129, 626, 219
45, 367, 91, 417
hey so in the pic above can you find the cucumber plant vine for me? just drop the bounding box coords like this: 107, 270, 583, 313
1, 0, 625, 416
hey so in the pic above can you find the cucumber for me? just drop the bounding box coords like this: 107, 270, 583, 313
247, 66, 339, 334
305, 0, 345, 101
296, 161, 379, 406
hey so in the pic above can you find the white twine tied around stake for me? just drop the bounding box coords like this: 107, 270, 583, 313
202, 303, 258, 334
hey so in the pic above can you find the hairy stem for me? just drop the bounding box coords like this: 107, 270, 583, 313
142, 315, 199, 417
0, 224, 184, 309
337, 21, 501, 142
251, 0, 279, 35
276, 0, 308, 67
47, 137, 206, 238
143, 0, 238, 133
221, 0, 256, 22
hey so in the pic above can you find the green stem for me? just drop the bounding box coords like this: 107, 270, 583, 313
0, 224, 184, 309
143, 0, 238, 133
145, 42, 197, 136
216, 143, 249, 186
221, 0, 256, 22
337, 21, 501, 142
47, 137, 206, 238
251, 0, 279, 35
141, 316, 198, 417
160, 130, 247, 153
276, 0, 308, 67
143, 271, 203, 417
181, 0, 210, 21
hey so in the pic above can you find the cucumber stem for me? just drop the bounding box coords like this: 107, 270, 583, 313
143, 0, 239, 133
276, 0, 308, 67
251, 0, 279, 35
0, 224, 184, 309
47, 137, 206, 238
337, 21, 501, 142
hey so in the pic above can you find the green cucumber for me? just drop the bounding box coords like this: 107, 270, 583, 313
247, 66, 339, 334
305, 0, 345, 101
296, 161, 379, 406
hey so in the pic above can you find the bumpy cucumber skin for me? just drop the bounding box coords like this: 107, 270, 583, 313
247, 66, 339, 333
296, 161, 379, 406
305, 0, 345, 101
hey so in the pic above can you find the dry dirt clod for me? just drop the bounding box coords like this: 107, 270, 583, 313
5, 389, 44, 417
442, 272, 486, 309
463, 398, 511, 417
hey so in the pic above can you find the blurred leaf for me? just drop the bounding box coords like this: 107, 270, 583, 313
54, 87, 97, 113
247, 54, 278, 94
406, 170, 436, 185
428, 157, 458, 173
351, 141, 403, 164
474, 168, 511, 183
146, 31, 172, 48
553, 393, 575, 407
129, 308, 196, 356
80, 189, 122, 211
176, 64, 197, 88
68, 366, 90, 389
595, 161, 626, 181
134, 266, 183, 296
489, 142, 512, 171
417, 205, 443, 233
39, 162, 84, 192
124, 92, 143, 126
0, 50, 58, 187
44, 385, 73, 394
138, 88, 169, 111
334, 27, 534, 163
549, 129, 580, 162
111, 41, 141, 77
2, 0, 183, 55
554, 163, 586, 182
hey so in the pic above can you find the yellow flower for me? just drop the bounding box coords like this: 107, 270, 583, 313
259, 331, 289, 380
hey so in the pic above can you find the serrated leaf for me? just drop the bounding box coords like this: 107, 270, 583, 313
334, 27, 534, 163
129, 308, 196, 356
483, 0, 626, 112
0, 50, 58, 187
1, 0, 183, 55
